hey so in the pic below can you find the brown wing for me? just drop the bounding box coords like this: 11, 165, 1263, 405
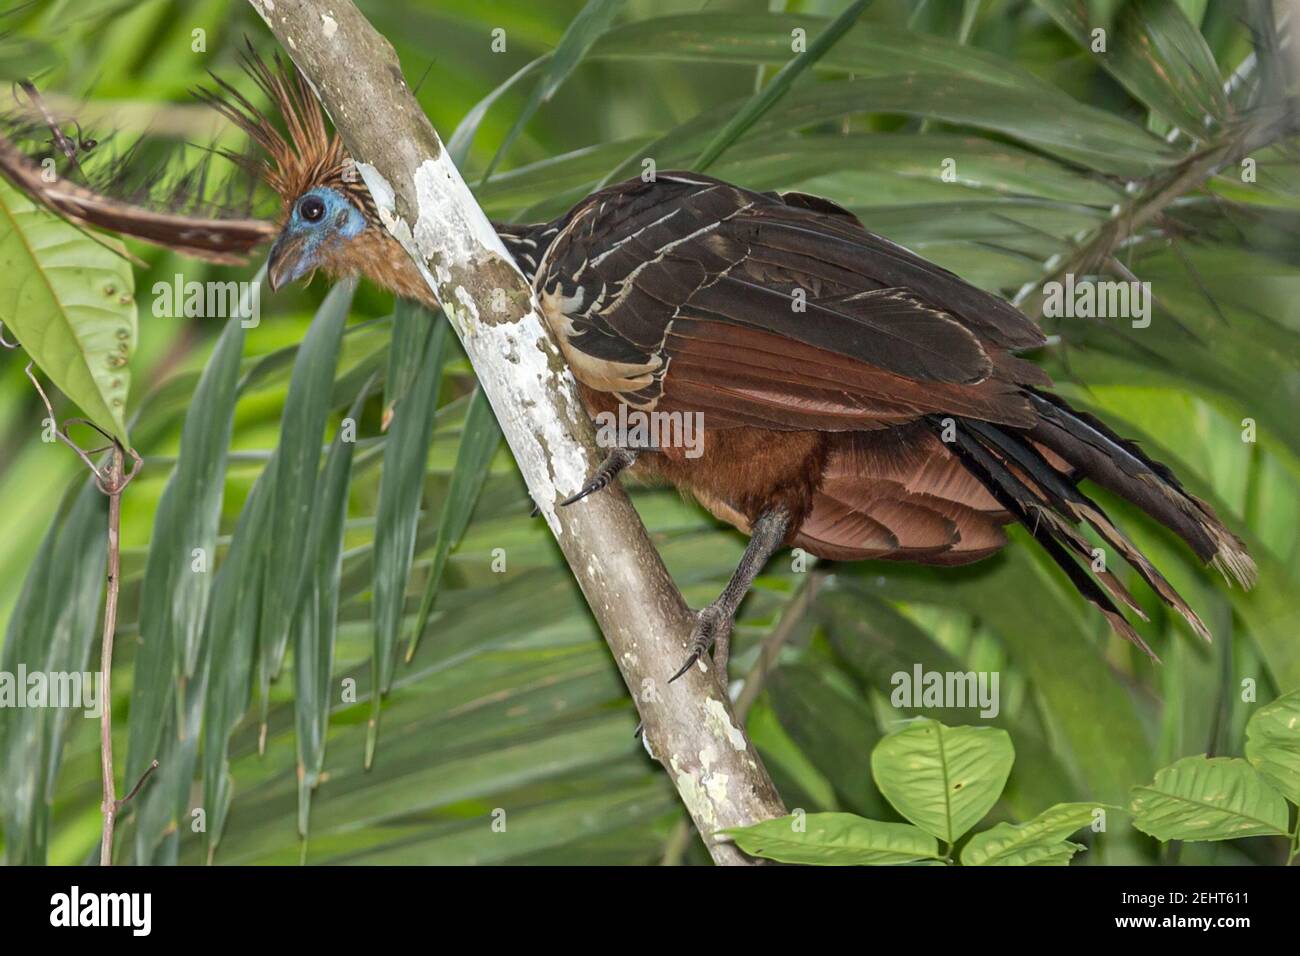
0, 135, 276, 264
535, 171, 1049, 431
793, 424, 1010, 564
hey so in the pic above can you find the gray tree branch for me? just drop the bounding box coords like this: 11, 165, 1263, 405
246, 0, 786, 864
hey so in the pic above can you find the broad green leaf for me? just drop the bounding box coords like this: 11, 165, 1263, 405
1244, 690, 1300, 805
723, 813, 942, 865
369, 310, 447, 767
1129, 755, 1290, 842
1115, 0, 1228, 132
961, 802, 1102, 866
407, 386, 501, 661
482, 0, 628, 181
0, 179, 136, 443
693, 0, 873, 172
871, 719, 1015, 844
258, 280, 353, 723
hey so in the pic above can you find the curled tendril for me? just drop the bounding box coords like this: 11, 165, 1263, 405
23, 362, 141, 493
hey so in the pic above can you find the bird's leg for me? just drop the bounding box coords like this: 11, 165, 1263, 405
670, 506, 791, 686
561, 447, 639, 506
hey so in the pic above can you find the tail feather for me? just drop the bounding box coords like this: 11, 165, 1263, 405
1025, 389, 1256, 589
931, 391, 1254, 652
961, 422, 1153, 624
963, 418, 1212, 645
938, 419, 1159, 659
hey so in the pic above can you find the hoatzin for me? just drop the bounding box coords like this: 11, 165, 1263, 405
0, 54, 1256, 682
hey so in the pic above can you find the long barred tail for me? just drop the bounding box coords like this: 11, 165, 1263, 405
931, 391, 1256, 658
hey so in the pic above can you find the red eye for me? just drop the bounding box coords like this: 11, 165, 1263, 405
299, 195, 326, 222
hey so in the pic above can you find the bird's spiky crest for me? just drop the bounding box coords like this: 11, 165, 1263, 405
194, 44, 360, 221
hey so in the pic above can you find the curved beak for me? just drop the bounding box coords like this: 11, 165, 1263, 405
266, 232, 311, 292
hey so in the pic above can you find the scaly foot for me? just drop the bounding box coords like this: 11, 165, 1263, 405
668, 602, 733, 684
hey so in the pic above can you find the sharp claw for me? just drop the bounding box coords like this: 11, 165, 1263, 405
668, 605, 734, 685
560, 482, 602, 507
668, 649, 702, 684
562, 449, 636, 508
529, 502, 541, 518
538, 475, 604, 513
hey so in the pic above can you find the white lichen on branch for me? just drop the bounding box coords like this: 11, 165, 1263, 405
357, 157, 589, 535
246, 0, 786, 864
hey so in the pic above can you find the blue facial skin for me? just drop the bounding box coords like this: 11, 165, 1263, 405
267, 186, 366, 289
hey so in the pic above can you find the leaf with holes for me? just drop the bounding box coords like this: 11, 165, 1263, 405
0, 179, 136, 443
